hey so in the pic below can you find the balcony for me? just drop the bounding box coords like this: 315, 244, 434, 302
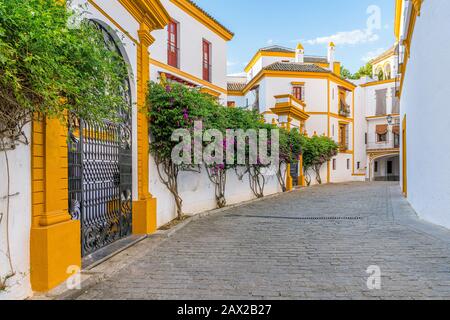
366, 139, 399, 151
339, 143, 349, 152
339, 99, 351, 117
271, 94, 310, 126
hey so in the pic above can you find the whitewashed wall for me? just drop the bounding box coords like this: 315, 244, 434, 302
400, 0, 450, 229
150, 158, 282, 227
0, 126, 32, 300
353, 85, 368, 176
150, 0, 228, 93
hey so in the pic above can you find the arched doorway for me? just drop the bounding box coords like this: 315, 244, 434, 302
369, 154, 400, 181
68, 21, 133, 259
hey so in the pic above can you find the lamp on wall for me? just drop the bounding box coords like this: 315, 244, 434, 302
387, 114, 393, 126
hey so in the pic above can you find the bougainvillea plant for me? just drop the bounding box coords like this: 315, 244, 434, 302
277, 128, 304, 191
302, 135, 338, 185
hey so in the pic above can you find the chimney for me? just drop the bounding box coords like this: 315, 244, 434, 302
295, 43, 304, 63
327, 42, 335, 70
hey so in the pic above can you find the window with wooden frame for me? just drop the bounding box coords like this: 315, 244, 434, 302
376, 124, 388, 142
227, 101, 236, 108
332, 159, 337, 170
168, 20, 179, 68
202, 39, 211, 82
347, 159, 350, 170
339, 122, 349, 151
292, 83, 305, 101
338, 88, 350, 117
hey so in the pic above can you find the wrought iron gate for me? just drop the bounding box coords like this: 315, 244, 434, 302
290, 161, 299, 187
68, 21, 133, 257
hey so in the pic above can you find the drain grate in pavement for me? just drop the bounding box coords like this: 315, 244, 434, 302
228, 214, 362, 221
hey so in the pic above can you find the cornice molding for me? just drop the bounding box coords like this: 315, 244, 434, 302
169, 0, 234, 41
119, 0, 170, 30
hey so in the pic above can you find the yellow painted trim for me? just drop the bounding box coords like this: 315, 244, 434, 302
360, 78, 396, 87
30, 118, 81, 292
366, 114, 400, 121
169, 0, 234, 41
371, 48, 396, 66
200, 87, 221, 98
395, 0, 403, 39
150, 58, 227, 94
119, 0, 170, 30
227, 90, 245, 96
307, 112, 353, 122
241, 70, 356, 96
402, 115, 407, 196
132, 23, 165, 236
327, 79, 330, 184
244, 51, 295, 73
271, 99, 310, 122
351, 90, 355, 174
274, 94, 306, 108
88, 0, 139, 45
398, 0, 422, 98
291, 81, 305, 85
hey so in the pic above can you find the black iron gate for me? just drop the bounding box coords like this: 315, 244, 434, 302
68, 21, 133, 257
290, 161, 299, 187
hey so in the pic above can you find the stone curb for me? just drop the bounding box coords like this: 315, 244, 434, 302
34, 188, 303, 300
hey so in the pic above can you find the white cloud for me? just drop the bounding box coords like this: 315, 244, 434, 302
306, 29, 379, 46
267, 39, 274, 45
227, 72, 246, 77
361, 47, 385, 62
227, 60, 237, 67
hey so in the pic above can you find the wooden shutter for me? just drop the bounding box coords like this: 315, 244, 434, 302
168, 21, 178, 67
202, 40, 211, 82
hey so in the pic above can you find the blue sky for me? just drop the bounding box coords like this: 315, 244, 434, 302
194, 0, 396, 75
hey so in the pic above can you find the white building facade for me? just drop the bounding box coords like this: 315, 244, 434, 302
396, 0, 450, 229
228, 44, 364, 185
353, 47, 401, 182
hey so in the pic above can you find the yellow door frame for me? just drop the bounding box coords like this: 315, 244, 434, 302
30, 0, 170, 292
402, 115, 407, 197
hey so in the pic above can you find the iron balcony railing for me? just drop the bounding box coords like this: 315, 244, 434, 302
366, 139, 400, 151
339, 99, 351, 117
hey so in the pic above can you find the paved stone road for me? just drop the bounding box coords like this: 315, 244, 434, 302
75, 182, 450, 300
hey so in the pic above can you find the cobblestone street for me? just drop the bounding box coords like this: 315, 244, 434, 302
74, 182, 450, 300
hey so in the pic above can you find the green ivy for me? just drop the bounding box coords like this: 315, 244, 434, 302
0, 0, 129, 127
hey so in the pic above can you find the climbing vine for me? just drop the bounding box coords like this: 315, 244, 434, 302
0, 0, 130, 148
277, 128, 304, 191
0, 0, 131, 290
302, 135, 338, 185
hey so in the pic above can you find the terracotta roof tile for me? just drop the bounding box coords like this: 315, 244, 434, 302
259, 45, 295, 53
263, 62, 331, 73
186, 0, 234, 37
227, 82, 246, 91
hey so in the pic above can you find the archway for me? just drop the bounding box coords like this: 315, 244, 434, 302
68, 20, 134, 259
369, 153, 400, 182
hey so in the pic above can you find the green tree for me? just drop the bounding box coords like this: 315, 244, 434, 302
340, 66, 354, 79
302, 135, 338, 185
277, 128, 304, 191
353, 62, 373, 80
0, 0, 129, 146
